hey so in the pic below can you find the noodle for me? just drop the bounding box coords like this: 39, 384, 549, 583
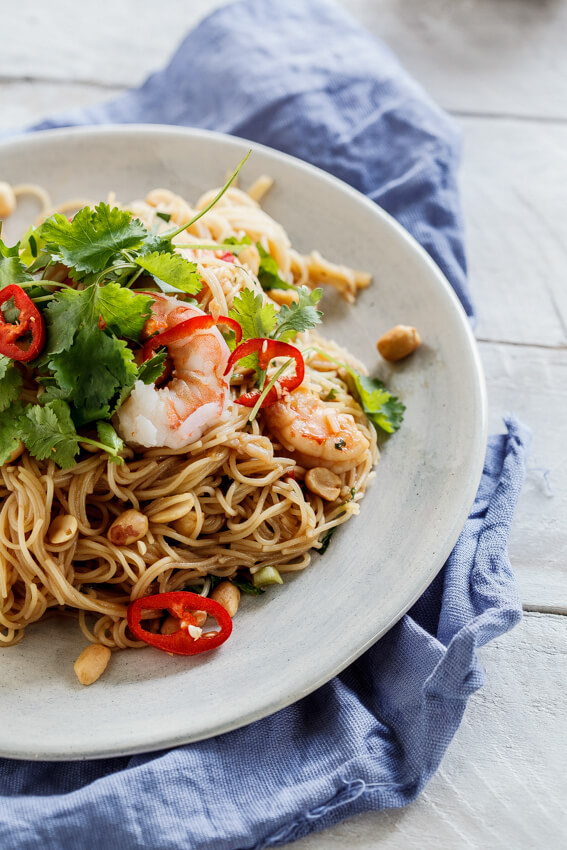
0, 174, 379, 669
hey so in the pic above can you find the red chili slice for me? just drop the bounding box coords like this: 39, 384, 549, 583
224, 338, 305, 408
142, 314, 242, 362
0, 284, 46, 362
127, 591, 233, 656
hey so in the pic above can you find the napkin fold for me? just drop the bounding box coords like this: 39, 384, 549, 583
1, 1, 529, 848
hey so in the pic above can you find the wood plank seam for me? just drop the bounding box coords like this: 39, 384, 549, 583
0, 75, 123, 91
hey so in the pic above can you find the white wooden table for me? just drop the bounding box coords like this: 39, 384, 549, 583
1, 1, 565, 846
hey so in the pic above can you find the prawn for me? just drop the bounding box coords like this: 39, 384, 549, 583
116, 294, 231, 449
263, 386, 370, 473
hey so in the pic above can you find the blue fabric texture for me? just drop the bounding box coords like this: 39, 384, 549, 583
1, 1, 529, 847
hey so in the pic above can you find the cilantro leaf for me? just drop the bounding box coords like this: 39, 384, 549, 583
95, 284, 153, 340
229, 289, 278, 378
0, 236, 34, 290
274, 287, 323, 341
222, 235, 252, 254
256, 243, 295, 291
95, 421, 125, 464
42, 289, 89, 355
347, 374, 405, 434
229, 288, 277, 340
44, 284, 152, 356
309, 348, 405, 435
0, 400, 25, 466
135, 251, 202, 295
137, 349, 167, 385
223, 235, 251, 246
20, 401, 80, 469
40, 204, 148, 276
0, 356, 23, 413
48, 327, 138, 425
15, 400, 126, 469
318, 526, 337, 555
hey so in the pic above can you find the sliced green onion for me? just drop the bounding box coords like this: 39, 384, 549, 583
252, 566, 283, 587
166, 151, 251, 239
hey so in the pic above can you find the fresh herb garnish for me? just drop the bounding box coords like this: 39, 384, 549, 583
95, 421, 125, 463
228, 286, 323, 408
256, 243, 295, 291
44, 284, 153, 353
231, 576, 265, 596
228, 289, 277, 380
0, 235, 34, 290
137, 350, 168, 385
223, 235, 252, 252
0, 155, 252, 469
18, 400, 124, 468
252, 566, 283, 587
274, 287, 323, 341
310, 348, 405, 434
134, 251, 202, 295
43, 328, 137, 427
318, 527, 338, 555
0, 400, 25, 466
0, 355, 23, 412
229, 285, 322, 346
229, 288, 277, 341
39, 204, 148, 279
348, 374, 405, 434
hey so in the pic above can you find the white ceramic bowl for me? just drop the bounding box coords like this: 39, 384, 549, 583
0, 126, 486, 759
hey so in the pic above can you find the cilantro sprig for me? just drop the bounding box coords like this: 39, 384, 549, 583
228, 286, 323, 388
0, 356, 23, 413
0, 154, 252, 470
229, 286, 322, 345
25, 150, 251, 292
40, 204, 148, 278
308, 348, 405, 434
135, 251, 202, 295
0, 235, 35, 290
256, 243, 295, 291
2, 400, 126, 469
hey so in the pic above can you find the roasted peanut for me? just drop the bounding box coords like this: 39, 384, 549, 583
107, 509, 148, 546
147, 494, 194, 525
305, 467, 342, 501
190, 610, 208, 627
160, 615, 181, 635
0, 182, 16, 218
377, 325, 421, 362
211, 582, 240, 618
74, 644, 111, 686
173, 511, 198, 537
48, 514, 78, 545
160, 608, 207, 634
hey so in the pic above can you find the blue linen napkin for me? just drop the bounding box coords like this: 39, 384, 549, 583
0, 1, 530, 847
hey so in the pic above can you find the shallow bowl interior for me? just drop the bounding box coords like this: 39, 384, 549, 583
0, 126, 486, 760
